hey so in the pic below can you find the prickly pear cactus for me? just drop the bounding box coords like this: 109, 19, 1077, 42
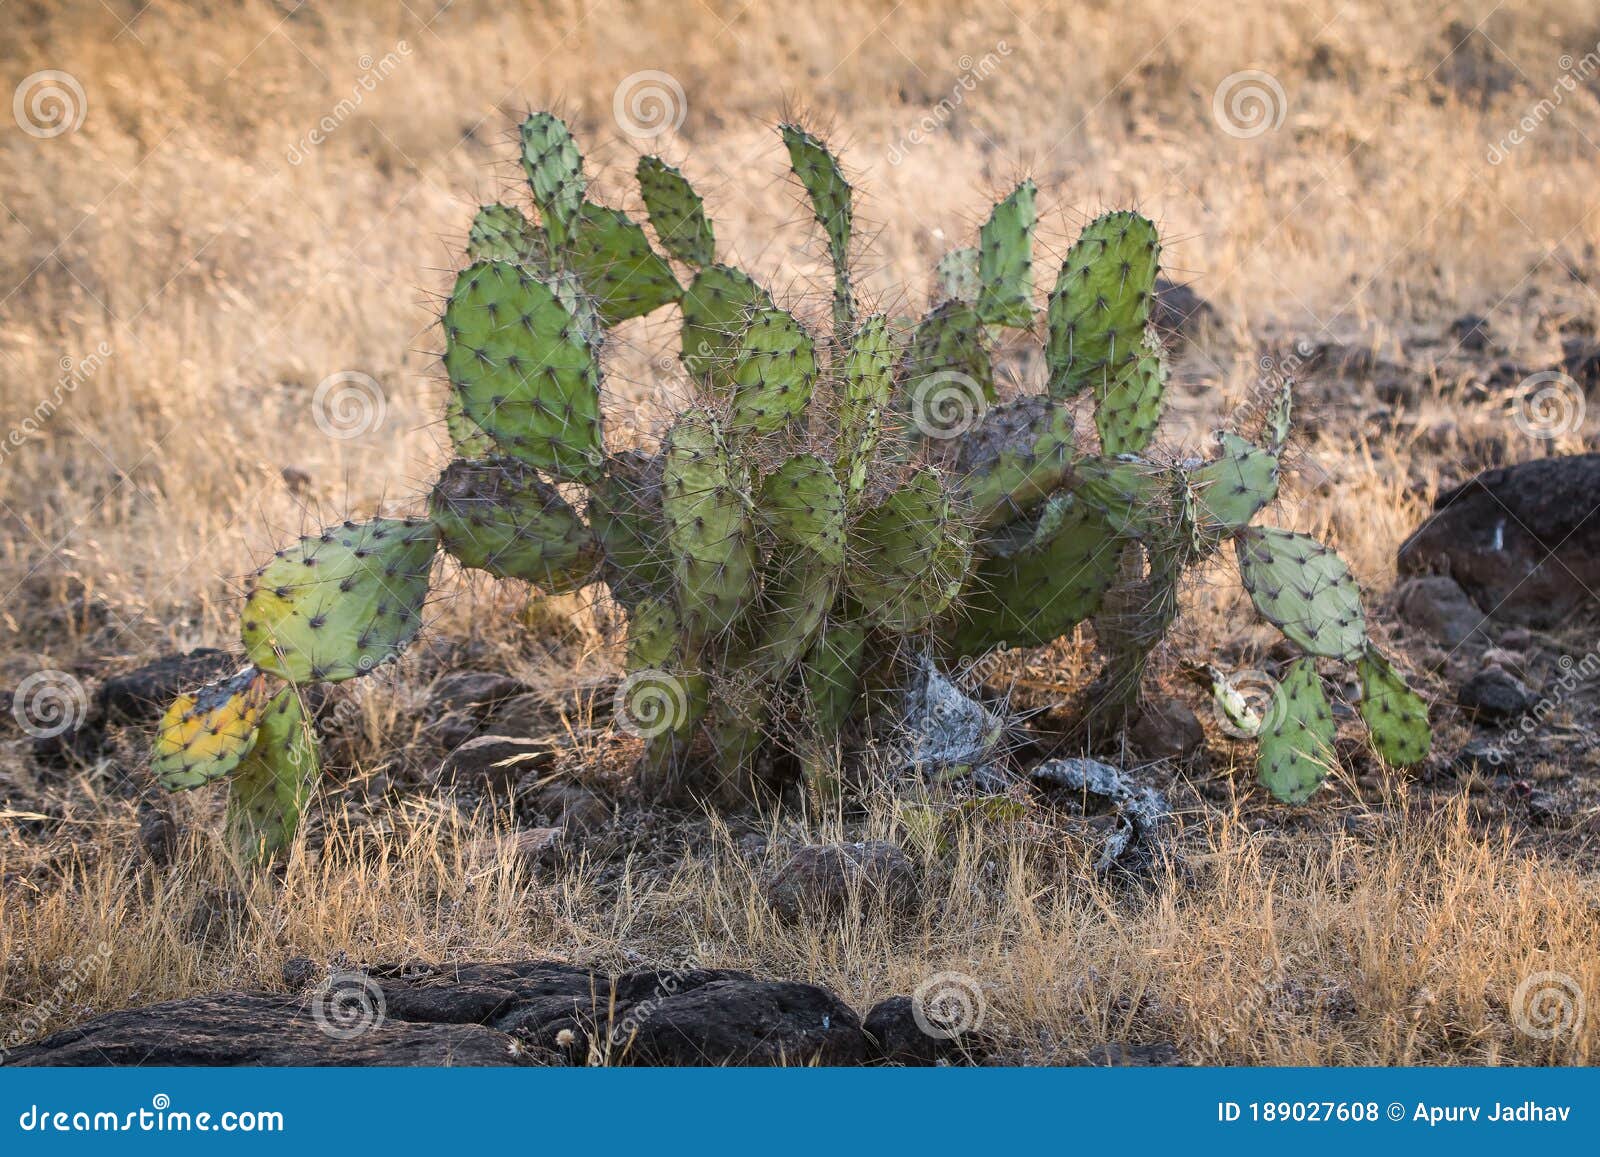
154, 111, 1429, 858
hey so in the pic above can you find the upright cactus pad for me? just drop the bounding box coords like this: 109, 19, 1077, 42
519, 112, 586, 246
636, 156, 716, 267
443, 261, 604, 482
1095, 346, 1166, 456
226, 687, 318, 863
430, 457, 599, 592
849, 468, 971, 631
1257, 657, 1336, 803
242, 518, 437, 683
1356, 644, 1431, 767
959, 396, 1077, 525
1235, 527, 1366, 660
467, 203, 539, 264
568, 202, 681, 324
976, 180, 1036, 328
152, 666, 273, 790
680, 264, 773, 385
780, 123, 854, 331
838, 315, 895, 496
760, 454, 847, 565
587, 449, 672, 609
936, 248, 980, 305
662, 410, 757, 640
1047, 211, 1160, 399
728, 307, 817, 435
906, 300, 994, 405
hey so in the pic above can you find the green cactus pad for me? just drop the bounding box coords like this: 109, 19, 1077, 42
952, 496, 1121, 654
151, 667, 274, 790
906, 300, 994, 410
1095, 347, 1166, 455
589, 449, 673, 609
1074, 455, 1170, 539
636, 156, 715, 267
1356, 644, 1431, 767
838, 315, 894, 496
849, 468, 972, 631
626, 595, 684, 673
728, 306, 817, 434
1235, 527, 1366, 660
959, 396, 1077, 525
680, 264, 774, 385
519, 112, 585, 247
662, 410, 758, 639
567, 202, 681, 324
976, 180, 1036, 328
443, 260, 604, 482
242, 518, 437, 683
1257, 657, 1336, 803
429, 457, 600, 592
444, 392, 496, 459
226, 686, 318, 863
467, 203, 540, 264
760, 454, 847, 565
1046, 211, 1160, 399
780, 123, 851, 272
936, 248, 980, 304
1190, 432, 1279, 537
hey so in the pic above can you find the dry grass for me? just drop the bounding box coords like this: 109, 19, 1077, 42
3, 0, 1600, 1063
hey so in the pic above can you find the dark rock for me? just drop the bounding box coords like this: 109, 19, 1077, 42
281, 957, 319, 991
609, 978, 866, 1066
1152, 278, 1217, 340
1454, 736, 1514, 775
1561, 338, 1600, 390
97, 650, 237, 727
863, 995, 968, 1065
1457, 665, 1535, 723
427, 671, 527, 719
1397, 455, 1600, 627
3, 993, 528, 1067
1526, 789, 1561, 821
1395, 575, 1491, 647
519, 779, 611, 833
1449, 313, 1492, 353
437, 734, 558, 794
1085, 1040, 1185, 1066
431, 710, 481, 752
1129, 699, 1205, 761
378, 980, 519, 1024
764, 841, 920, 923
136, 801, 179, 868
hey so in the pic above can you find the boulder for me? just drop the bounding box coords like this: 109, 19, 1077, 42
1457, 664, 1535, 723
1397, 455, 1600, 627
1395, 575, 1490, 647
436, 734, 557, 794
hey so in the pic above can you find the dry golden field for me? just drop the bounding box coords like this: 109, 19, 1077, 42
2, 0, 1599, 1064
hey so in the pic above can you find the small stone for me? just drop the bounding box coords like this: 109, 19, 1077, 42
1526, 790, 1561, 821
1395, 575, 1489, 647
137, 801, 179, 868
765, 841, 920, 923
519, 780, 610, 833
1457, 665, 1535, 723
1454, 736, 1514, 775
281, 956, 319, 991
1129, 699, 1205, 761
427, 671, 527, 718
1449, 313, 1491, 352
437, 734, 558, 794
